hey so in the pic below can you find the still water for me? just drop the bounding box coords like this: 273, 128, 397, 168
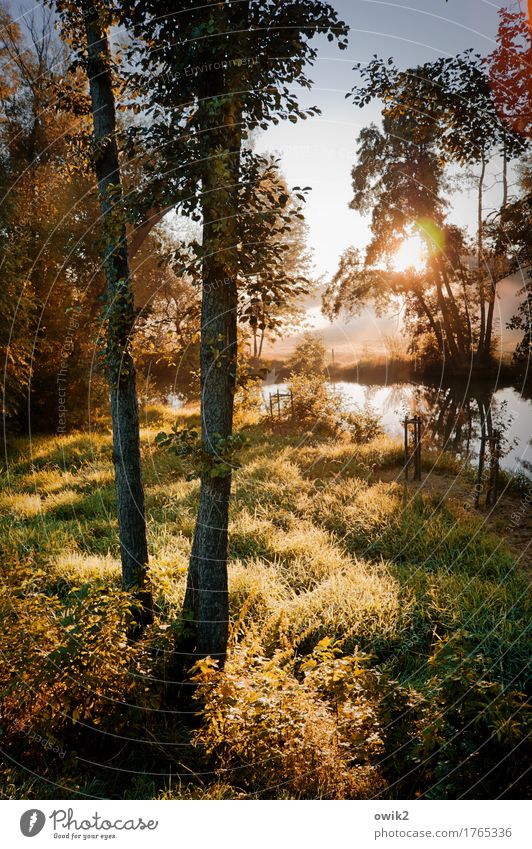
262, 380, 532, 478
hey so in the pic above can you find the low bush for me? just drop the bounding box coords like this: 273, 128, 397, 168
191, 632, 385, 798
272, 372, 383, 443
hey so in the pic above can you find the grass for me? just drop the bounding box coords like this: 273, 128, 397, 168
0, 403, 530, 800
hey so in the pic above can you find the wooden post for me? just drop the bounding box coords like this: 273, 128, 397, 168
486, 430, 501, 507
475, 432, 487, 509
404, 416, 422, 481
414, 416, 422, 481
404, 417, 409, 481
290, 389, 294, 420
492, 432, 500, 504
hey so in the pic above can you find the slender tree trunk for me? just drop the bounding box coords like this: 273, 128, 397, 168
415, 291, 444, 354
437, 259, 467, 360
482, 141, 509, 363
456, 259, 473, 356
483, 280, 496, 362
434, 276, 462, 365
477, 154, 487, 358
84, 5, 152, 625
258, 317, 266, 360
183, 57, 243, 662
502, 136, 508, 210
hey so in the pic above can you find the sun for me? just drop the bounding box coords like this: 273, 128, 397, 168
393, 235, 426, 272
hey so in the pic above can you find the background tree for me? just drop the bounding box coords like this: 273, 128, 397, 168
236, 156, 314, 360
502, 158, 532, 365
132, 229, 201, 399
348, 47, 529, 365
325, 110, 481, 369
0, 5, 108, 431
485, 5, 532, 142
287, 331, 327, 376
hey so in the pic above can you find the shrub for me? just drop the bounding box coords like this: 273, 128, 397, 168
191, 632, 385, 798
288, 373, 344, 434
344, 407, 383, 443
0, 557, 149, 739
276, 373, 383, 442
380, 633, 531, 799
286, 331, 327, 376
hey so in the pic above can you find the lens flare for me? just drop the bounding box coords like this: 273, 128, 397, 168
415, 217, 445, 256
393, 235, 426, 272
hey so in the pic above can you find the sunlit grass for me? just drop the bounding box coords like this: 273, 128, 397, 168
0, 491, 43, 517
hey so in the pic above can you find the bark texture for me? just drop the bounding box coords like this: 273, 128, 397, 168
183, 59, 243, 663
84, 5, 152, 625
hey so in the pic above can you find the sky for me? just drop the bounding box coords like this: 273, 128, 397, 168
253, 0, 526, 360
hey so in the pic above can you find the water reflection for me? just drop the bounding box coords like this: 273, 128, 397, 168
262, 380, 532, 477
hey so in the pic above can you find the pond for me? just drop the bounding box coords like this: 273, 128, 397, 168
261, 380, 532, 479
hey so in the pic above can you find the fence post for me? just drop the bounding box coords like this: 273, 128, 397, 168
486, 430, 501, 507
404, 417, 409, 481
414, 416, 422, 481
475, 433, 487, 508
404, 416, 422, 481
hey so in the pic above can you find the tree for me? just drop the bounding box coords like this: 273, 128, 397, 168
287, 331, 327, 376
325, 109, 481, 369
132, 229, 201, 397
340, 41, 526, 364
52, 0, 153, 626
237, 156, 314, 359
502, 158, 532, 365
166, 155, 314, 360
345, 48, 529, 366
485, 6, 532, 366
485, 6, 532, 142
0, 5, 107, 431
122, 0, 348, 661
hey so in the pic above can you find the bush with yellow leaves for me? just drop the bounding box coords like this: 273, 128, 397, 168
0, 555, 150, 741
190, 629, 385, 799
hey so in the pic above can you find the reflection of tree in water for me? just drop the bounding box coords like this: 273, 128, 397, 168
413, 384, 515, 466
364, 383, 414, 415
385, 383, 415, 415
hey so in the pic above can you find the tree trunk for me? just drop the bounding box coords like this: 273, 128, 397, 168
483, 282, 496, 362
482, 141, 509, 363
476, 154, 487, 358
183, 55, 243, 662
415, 291, 444, 354
502, 135, 508, 210
258, 312, 266, 360
456, 258, 473, 356
84, 5, 152, 626
437, 258, 468, 360
434, 276, 462, 365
